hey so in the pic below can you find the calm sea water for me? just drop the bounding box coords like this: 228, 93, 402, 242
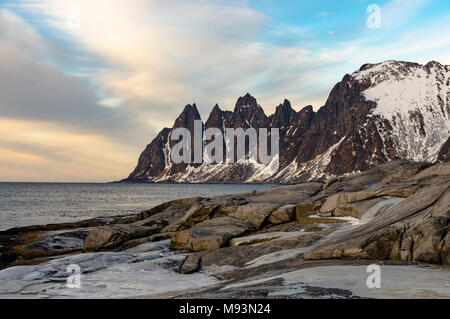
0, 183, 275, 231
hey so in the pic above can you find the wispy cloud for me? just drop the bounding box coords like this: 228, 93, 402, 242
1, 0, 449, 181
316, 11, 335, 18
381, 0, 431, 29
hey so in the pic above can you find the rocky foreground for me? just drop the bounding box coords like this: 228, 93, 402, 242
0, 160, 449, 298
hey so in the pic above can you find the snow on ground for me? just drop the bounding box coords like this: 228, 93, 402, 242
244, 246, 311, 269
0, 240, 218, 299
2, 231, 449, 298
309, 215, 361, 226
301, 136, 346, 180
223, 264, 450, 299
242, 220, 361, 270
360, 197, 405, 224
354, 61, 450, 162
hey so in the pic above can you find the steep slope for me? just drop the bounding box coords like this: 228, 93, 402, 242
438, 136, 450, 162
353, 60, 450, 162
123, 60, 450, 183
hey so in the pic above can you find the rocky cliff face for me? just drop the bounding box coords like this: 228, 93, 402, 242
123, 60, 450, 183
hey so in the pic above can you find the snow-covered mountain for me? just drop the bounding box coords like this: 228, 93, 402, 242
122, 60, 450, 184
354, 60, 450, 162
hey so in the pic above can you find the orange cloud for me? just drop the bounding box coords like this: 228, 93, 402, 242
0, 118, 138, 182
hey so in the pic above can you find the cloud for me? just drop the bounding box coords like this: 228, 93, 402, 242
0, 9, 150, 141
0, 9, 153, 181
381, 0, 431, 29
316, 11, 335, 18
0, 118, 138, 182
0, 1, 344, 181
1, 0, 450, 182
340, 12, 450, 67
7, 0, 340, 116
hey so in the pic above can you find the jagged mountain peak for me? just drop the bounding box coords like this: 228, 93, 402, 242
123, 59, 450, 184
299, 105, 313, 113
274, 99, 293, 114
282, 98, 291, 106
233, 93, 267, 128
353, 60, 449, 83
211, 103, 221, 112
173, 103, 202, 129
270, 99, 296, 128
208, 103, 223, 119
425, 60, 445, 68
355, 60, 419, 77
205, 103, 225, 129
235, 93, 259, 110
174, 103, 201, 120
181, 103, 200, 114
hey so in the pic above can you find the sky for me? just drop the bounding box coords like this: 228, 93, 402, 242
1, 0, 450, 182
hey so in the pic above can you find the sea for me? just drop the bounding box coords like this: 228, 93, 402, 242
0, 182, 276, 231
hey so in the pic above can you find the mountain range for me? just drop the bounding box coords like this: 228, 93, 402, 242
122, 60, 450, 183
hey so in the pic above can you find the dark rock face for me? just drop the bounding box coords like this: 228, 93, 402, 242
124, 104, 202, 182
123, 60, 450, 183
233, 93, 268, 129
270, 102, 315, 168
438, 137, 450, 162
126, 128, 170, 181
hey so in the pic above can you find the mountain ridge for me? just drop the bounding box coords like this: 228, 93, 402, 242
122, 60, 450, 183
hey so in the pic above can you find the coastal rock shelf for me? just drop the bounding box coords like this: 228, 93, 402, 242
0, 160, 449, 298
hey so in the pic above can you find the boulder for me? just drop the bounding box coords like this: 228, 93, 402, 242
197, 231, 327, 270
333, 197, 385, 218
170, 217, 255, 252
305, 180, 450, 264
248, 182, 323, 205
295, 203, 344, 226
267, 205, 296, 225
229, 232, 292, 247
83, 224, 156, 252
213, 205, 239, 218
234, 203, 279, 229
180, 205, 218, 228
179, 255, 201, 274
319, 194, 342, 213
132, 197, 203, 222
319, 185, 418, 214
295, 203, 316, 219
413, 162, 450, 180
163, 204, 218, 232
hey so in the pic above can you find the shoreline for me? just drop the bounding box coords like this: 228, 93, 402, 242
0, 160, 449, 298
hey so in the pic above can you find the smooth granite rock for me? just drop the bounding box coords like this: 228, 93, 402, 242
170, 217, 255, 252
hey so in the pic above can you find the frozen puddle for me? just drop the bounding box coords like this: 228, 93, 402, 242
309, 215, 361, 226
223, 264, 450, 299
0, 240, 218, 299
